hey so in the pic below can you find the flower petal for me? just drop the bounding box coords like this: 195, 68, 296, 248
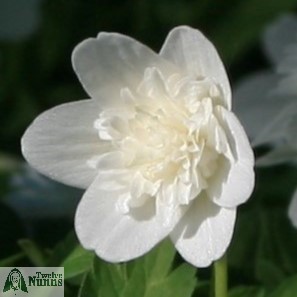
263, 14, 297, 65
75, 173, 178, 262
207, 107, 255, 208
72, 32, 176, 108
170, 194, 236, 267
160, 26, 231, 109
21, 99, 108, 189
288, 188, 297, 228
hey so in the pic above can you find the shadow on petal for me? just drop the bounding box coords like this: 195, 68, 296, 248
206, 158, 231, 203
129, 198, 156, 221
174, 193, 220, 239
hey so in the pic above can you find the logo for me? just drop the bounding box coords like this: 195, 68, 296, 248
3, 268, 28, 294
0, 267, 64, 297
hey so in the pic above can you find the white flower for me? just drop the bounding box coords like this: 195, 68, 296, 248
234, 14, 297, 166
289, 188, 297, 228
21, 26, 255, 267
233, 15, 297, 230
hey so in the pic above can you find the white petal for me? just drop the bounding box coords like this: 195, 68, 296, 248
170, 194, 236, 267
233, 71, 291, 141
75, 173, 177, 262
91, 151, 126, 169
72, 32, 176, 108
263, 14, 297, 65
288, 188, 297, 229
21, 100, 108, 189
207, 107, 255, 208
160, 26, 231, 109
156, 180, 188, 228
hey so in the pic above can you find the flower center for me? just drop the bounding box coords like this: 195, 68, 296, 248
91, 67, 233, 212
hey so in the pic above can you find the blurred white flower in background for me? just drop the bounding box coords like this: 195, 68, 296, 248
3, 164, 81, 236
4, 165, 81, 221
289, 188, 297, 228
234, 14, 297, 227
21, 26, 254, 267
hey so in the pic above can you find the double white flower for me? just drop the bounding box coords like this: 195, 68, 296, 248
21, 26, 254, 267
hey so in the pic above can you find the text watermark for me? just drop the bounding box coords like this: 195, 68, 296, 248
0, 267, 64, 297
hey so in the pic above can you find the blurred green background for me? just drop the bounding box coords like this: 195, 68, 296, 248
0, 0, 297, 296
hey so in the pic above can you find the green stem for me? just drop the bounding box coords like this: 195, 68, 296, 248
212, 254, 228, 297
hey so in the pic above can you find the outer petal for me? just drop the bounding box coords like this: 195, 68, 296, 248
21, 100, 108, 189
207, 107, 255, 208
75, 173, 180, 262
72, 32, 177, 109
160, 26, 231, 110
170, 194, 236, 267
263, 14, 297, 66
288, 188, 297, 228
233, 71, 292, 141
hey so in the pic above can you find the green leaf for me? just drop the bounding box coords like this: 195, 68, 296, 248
78, 272, 98, 297
121, 262, 146, 297
79, 259, 126, 297
98, 261, 127, 297
255, 259, 286, 287
78, 239, 197, 297
78, 258, 103, 297
228, 208, 260, 276
123, 239, 196, 297
228, 166, 297, 285
62, 245, 94, 279
144, 263, 196, 297
255, 209, 297, 285
18, 239, 46, 266
229, 286, 267, 297
47, 231, 78, 266
270, 275, 297, 297
143, 239, 176, 282
47, 232, 94, 279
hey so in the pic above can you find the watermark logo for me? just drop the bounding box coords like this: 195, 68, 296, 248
0, 267, 64, 297
3, 268, 28, 294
